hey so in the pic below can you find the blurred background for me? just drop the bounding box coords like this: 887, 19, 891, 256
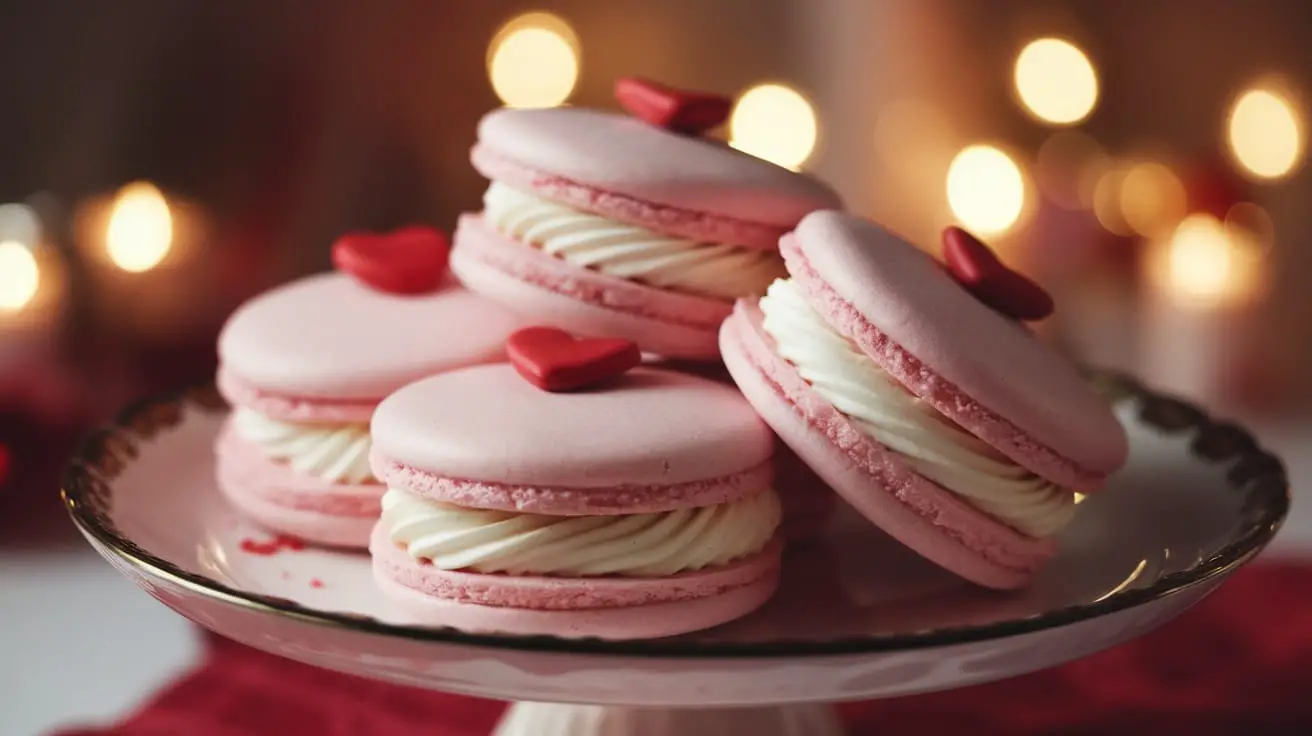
2, 1, 1311, 732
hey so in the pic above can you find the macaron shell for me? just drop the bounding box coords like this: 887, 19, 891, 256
450, 214, 728, 360
474, 107, 841, 244
371, 364, 774, 490
216, 423, 383, 549
786, 212, 1128, 482
218, 273, 529, 401
720, 301, 1053, 589
372, 453, 772, 516
371, 528, 781, 640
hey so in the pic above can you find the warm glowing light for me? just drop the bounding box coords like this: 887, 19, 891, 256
946, 145, 1025, 235
0, 240, 39, 311
730, 83, 818, 170
1158, 214, 1264, 308
1120, 162, 1187, 238
488, 12, 579, 108
1014, 38, 1099, 125
1227, 86, 1304, 179
106, 182, 173, 273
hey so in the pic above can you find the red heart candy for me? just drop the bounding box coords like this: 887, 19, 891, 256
941, 226, 1054, 322
507, 327, 642, 392
331, 226, 449, 295
614, 77, 732, 135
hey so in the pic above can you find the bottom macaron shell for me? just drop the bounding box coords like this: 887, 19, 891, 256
720, 302, 1055, 590
216, 423, 383, 549
451, 214, 730, 360
370, 526, 782, 640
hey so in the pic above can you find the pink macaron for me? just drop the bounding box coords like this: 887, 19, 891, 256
720, 211, 1129, 589
368, 361, 784, 639
449, 80, 841, 362
215, 242, 529, 549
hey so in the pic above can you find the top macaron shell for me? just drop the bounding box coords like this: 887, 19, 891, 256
218, 273, 527, 402
785, 212, 1128, 485
472, 107, 842, 248
371, 364, 774, 508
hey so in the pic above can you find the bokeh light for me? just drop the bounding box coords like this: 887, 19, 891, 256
1119, 162, 1187, 238
0, 240, 39, 311
1227, 86, 1304, 180
1014, 38, 1099, 126
488, 12, 579, 108
1159, 213, 1264, 307
106, 182, 173, 273
946, 145, 1025, 235
729, 83, 818, 170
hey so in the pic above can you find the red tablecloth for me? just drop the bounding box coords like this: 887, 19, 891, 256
50, 560, 1312, 735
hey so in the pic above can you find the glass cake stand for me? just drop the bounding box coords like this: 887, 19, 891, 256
63, 374, 1288, 735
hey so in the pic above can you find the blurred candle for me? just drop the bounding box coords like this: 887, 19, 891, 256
0, 212, 67, 371
75, 182, 216, 341
1141, 214, 1272, 407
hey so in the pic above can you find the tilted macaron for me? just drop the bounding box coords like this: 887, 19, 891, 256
215, 228, 529, 548
450, 77, 841, 361
720, 212, 1128, 589
368, 346, 783, 640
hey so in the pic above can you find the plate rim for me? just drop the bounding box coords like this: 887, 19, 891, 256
62, 372, 1290, 659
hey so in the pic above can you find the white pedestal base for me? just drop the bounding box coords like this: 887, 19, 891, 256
493, 701, 844, 735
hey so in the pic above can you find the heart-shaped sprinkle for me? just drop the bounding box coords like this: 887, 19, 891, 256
941, 227, 1054, 322
331, 226, 450, 295
507, 327, 642, 392
614, 76, 732, 135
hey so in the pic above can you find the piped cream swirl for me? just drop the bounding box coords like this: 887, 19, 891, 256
482, 182, 786, 301
231, 408, 374, 484
380, 487, 781, 577
758, 278, 1074, 538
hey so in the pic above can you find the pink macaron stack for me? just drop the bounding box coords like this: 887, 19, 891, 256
368, 355, 783, 640
449, 77, 841, 361
215, 228, 529, 549
720, 211, 1129, 589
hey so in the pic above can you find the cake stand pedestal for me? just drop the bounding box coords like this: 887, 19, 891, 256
494, 702, 843, 736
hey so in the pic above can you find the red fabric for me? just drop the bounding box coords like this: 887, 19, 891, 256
53, 561, 1312, 735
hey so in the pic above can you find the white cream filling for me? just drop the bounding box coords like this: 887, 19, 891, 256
758, 278, 1074, 538
380, 487, 781, 577
482, 182, 786, 301
231, 408, 374, 485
